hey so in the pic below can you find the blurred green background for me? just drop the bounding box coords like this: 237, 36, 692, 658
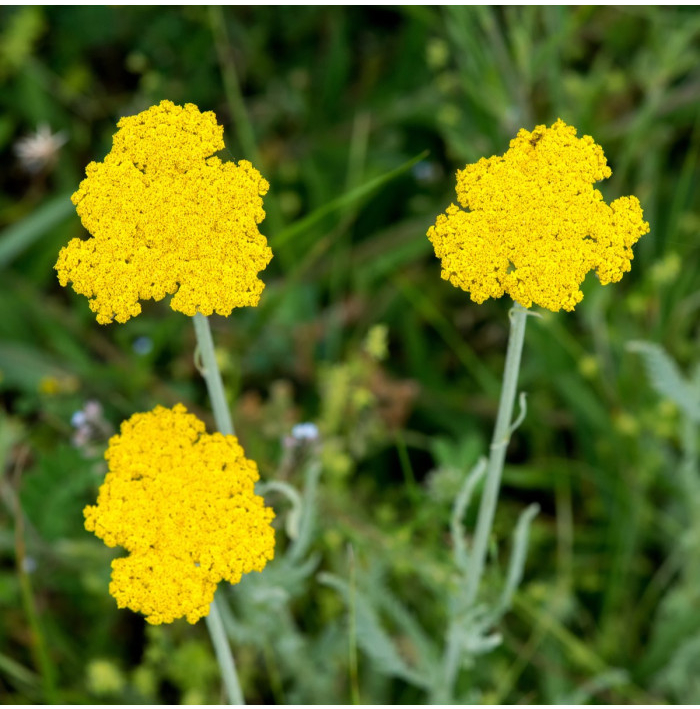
1, 5, 699, 704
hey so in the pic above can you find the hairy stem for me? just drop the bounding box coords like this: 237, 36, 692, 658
193, 312, 243, 704
205, 594, 245, 705
465, 303, 528, 605
434, 304, 529, 703
193, 312, 235, 436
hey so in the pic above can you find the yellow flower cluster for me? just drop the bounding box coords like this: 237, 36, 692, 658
84, 404, 275, 624
428, 119, 649, 311
56, 100, 272, 324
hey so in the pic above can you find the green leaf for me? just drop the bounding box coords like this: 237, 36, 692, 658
20, 444, 99, 540
493, 503, 539, 618
271, 151, 429, 249
627, 341, 700, 422
0, 651, 38, 690
0, 193, 74, 269
0, 342, 73, 392
319, 572, 430, 688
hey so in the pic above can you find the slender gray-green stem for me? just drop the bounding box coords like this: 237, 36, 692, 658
193, 312, 243, 705
436, 303, 529, 703
439, 623, 463, 703
193, 312, 235, 436
464, 302, 528, 606
205, 595, 245, 705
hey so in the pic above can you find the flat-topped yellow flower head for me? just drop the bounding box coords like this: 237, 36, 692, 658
84, 404, 275, 624
56, 100, 272, 324
428, 119, 649, 312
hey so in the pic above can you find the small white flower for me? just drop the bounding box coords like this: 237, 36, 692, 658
14, 124, 67, 173
83, 400, 103, 422
71, 410, 87, 428
291, 422, 319, 442
71, 400, 111, 451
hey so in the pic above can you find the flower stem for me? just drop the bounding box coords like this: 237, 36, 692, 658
435, 304, 529, 703
193, 312, 243, 704
205, 593, 245, 705
193, 312, 235, 437
464, 303, 528, 606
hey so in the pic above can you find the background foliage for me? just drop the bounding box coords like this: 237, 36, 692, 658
1, 6, 699, 703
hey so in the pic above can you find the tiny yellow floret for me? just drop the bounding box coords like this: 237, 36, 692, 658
427, 119, 650, 311
84, 404, 275, 624
56, 100, 272, 324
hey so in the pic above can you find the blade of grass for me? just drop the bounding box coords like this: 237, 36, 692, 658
0, 193, 74, 269
0, 651, 38, 690
208, 5, 260, 169
207, 5, 284, 241
272, 150, 429, 250
513, 594, 658, 704
12, 446, 59, 702
325, 111, 372, 361
348, 545, 361, 705
394, 274, 500, 397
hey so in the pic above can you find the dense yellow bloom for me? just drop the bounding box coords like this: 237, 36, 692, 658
56, 100, 272, 324
428, 119, 649, 311
84, 404, 275, 624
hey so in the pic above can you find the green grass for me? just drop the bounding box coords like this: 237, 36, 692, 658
1, 5, 699, 704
